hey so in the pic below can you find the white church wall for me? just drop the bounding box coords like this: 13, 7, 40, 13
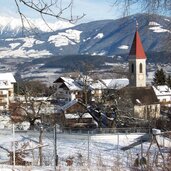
134, 104, 160, 119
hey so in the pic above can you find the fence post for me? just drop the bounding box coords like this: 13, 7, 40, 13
12, 123, 15, 167
117, 132, 120, 168
163, 136, 165, 147
117, 132, 119, 151
54, 124, 58, 171
140, 138, 143, 171
88, 130, 90, 164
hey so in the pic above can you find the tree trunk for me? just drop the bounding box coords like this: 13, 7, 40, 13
29, 120, 35, 130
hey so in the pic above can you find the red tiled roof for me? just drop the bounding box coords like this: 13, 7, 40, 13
129, 31, 146, 59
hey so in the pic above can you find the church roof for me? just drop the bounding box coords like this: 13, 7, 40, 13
129, 31, 146, 59
120, 86, 159, 105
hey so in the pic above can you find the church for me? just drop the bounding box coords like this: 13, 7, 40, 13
121, 23, 160, 119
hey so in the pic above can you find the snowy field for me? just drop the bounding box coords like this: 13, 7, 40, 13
0, 129, 171, 171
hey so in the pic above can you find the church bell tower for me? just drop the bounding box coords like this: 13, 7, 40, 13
129, 22, 146, 87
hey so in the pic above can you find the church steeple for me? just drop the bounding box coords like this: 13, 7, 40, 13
129, 21, 146, 87
129, 29, 146, 59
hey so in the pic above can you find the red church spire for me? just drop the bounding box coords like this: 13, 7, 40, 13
129, 21, 146, 59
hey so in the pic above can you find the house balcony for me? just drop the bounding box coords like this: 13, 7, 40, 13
0, 101, 7, 106
0, 94, 7, 97
160, 101, 171, 107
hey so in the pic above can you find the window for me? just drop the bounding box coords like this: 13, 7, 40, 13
139, 63, 143, 73
9, 91, 11, 96
131, 63, 134, 73
162, 99, 166, 102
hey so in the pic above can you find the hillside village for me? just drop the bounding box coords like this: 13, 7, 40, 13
1, 25, 170, 129
0, 22, 171, 170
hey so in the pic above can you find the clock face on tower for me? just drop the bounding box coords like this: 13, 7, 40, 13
139, 75, 144, 80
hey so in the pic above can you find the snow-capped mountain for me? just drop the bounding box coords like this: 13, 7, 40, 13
0, 16, 74, 37
0, 13, 171, 59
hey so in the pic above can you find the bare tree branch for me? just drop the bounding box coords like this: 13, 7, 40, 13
112, 0, 171, 14
14, 0, 85, 33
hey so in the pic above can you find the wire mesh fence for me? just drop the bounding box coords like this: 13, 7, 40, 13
0, 127, 171, 170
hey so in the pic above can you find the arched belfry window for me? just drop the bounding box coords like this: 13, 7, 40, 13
139, 63, 143, 73
131, 63, 134, 73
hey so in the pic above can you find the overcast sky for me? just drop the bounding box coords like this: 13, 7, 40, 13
0, 0, 140, 23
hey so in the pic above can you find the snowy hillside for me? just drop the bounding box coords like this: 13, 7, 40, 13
0, 16, 75, 58
148, 21, 170, 33
0, 13, 171, 59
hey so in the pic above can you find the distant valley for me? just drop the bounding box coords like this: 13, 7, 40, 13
0, 13, 171, 83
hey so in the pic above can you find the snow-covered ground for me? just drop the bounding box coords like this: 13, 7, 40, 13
0, 129, 170, 171
149, 21, 171, 33
48, 29, 82, 47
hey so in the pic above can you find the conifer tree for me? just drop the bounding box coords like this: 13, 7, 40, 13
153, 69, 166, 85
167, 75, 171, 88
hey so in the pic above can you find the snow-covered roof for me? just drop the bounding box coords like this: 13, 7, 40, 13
61, 99, 78, 111
56, 76, 129, 91
102, 78, 129, 89
58, 77, 82, 91
60, 77, 75, 83
54, 76, 75, 84
0, 73, 16, 83
65, 113, 92, 119
0, 80, 12, 89
152, 85, 171, 96
90, 80, 106, 89
62, 81, 82, 91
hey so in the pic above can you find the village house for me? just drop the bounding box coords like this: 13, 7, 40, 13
53, 76, 129, 103
152, 85, 171, 107
55, 99, 95, 128
89, 80, 106, 102
0, 73, 16, 110
90, 78, 129, 102
53, 77, 83, 102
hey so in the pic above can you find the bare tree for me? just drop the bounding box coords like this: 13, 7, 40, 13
76, 62, 94, 105
14, 0, 85, 32
96, 88, 134, 128
10, 80, 56, 166
111, 0, 171, 51
112, 0, 171, 14
10, 80, 54, 130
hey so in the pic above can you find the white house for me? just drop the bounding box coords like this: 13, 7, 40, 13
102, 78, 129, 89
152, 85, 171, 106
90, 78, 129, 102
0, 73, 16, 110
53, 76, 130, 103
53, 77, 83, 102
